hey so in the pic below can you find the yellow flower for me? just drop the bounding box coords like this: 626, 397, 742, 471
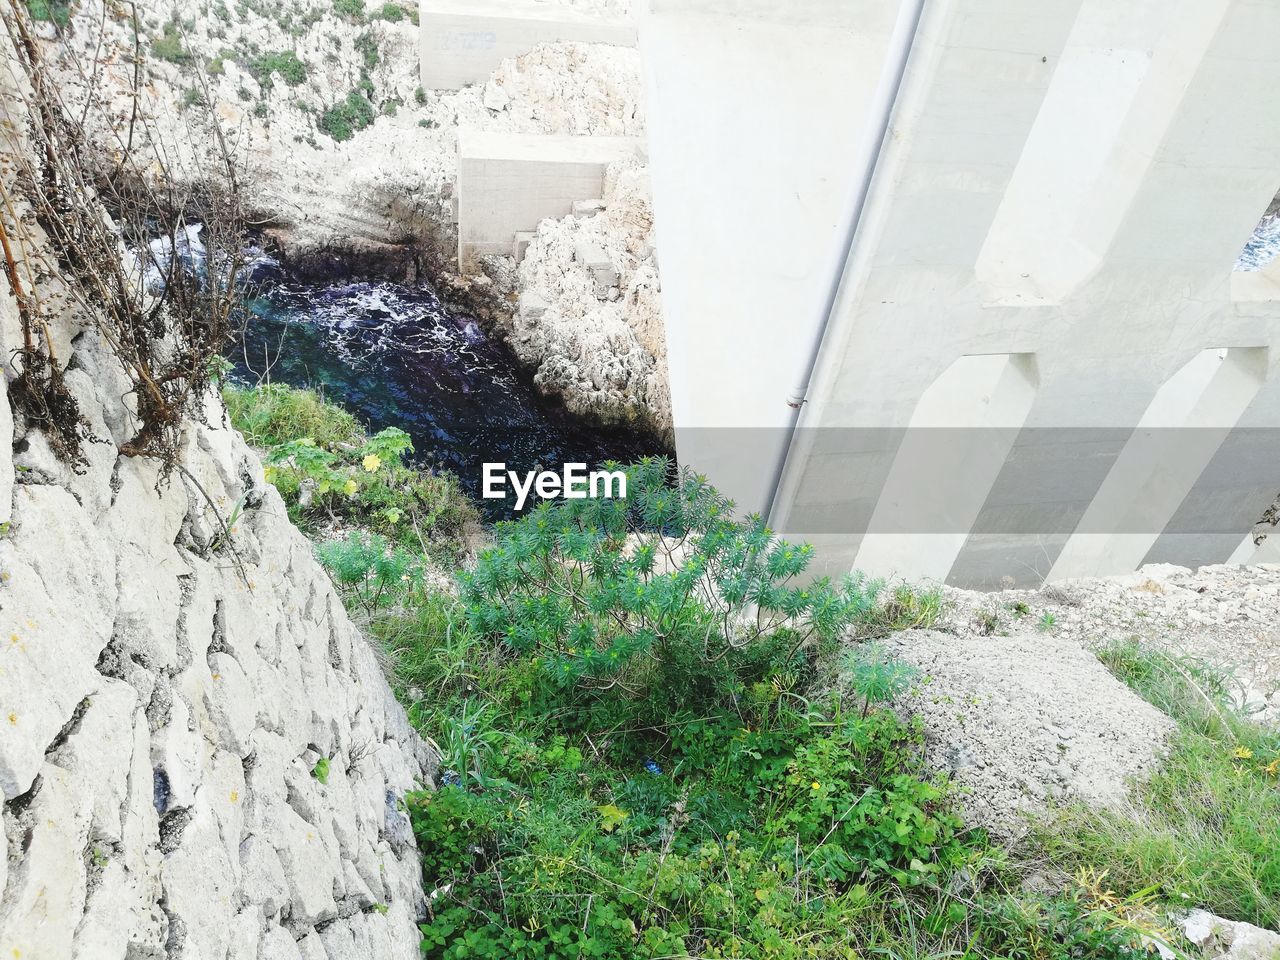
1232, 746, 1254, 761
810, 781, 821, 791
343, 478, 359, 497
362, 454, 382, 473
1265, 759, 1279, 778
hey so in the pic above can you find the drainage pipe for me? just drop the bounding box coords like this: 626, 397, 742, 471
765, 0, 929, 523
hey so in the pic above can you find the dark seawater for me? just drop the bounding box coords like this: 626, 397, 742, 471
226, 269, 662, 519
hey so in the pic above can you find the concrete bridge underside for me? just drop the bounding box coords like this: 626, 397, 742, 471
642, 0, 1280, 587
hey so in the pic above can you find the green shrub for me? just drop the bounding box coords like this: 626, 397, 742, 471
151, 20, 192, 64
26, 0, 71, 27
462, 459, 887, 720
317, 88, 375, 142
249, 50, 308, 89
354, 30, 379, 70
372, 2, 403, 21
179, 87, 206, 111
317, 531, 422, 616
332, 0, 364, 19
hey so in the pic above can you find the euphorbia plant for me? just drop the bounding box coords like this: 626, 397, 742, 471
461, 458, 885, 694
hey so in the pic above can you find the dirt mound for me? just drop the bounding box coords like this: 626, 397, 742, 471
883, 629, 1175, 839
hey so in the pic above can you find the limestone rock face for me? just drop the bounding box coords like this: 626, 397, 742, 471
1179, 910, 1280, 960
0, 328, 434, 959
515, 156, 671, 439
0, 61, 432, 957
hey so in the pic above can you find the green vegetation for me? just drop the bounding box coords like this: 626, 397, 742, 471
1034, 640, 1280, 930
372, 1, 410, 21
179, 87, 206, 111
151, 20, 192, 65
225, 381, 362, 448
311, 756, 331, 785
25, 0, 71, 27
228, 388, 1276, 957
223, 383, 477, 563
317, 87, 375, 142
354, 29, 379, 70
301, 458, 1159, 959
332, 0, 365, 20
249, 50, 308, 89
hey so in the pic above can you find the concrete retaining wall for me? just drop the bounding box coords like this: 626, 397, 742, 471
457, 129, 642, 265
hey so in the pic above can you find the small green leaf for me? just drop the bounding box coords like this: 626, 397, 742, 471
596, 803, 628, 833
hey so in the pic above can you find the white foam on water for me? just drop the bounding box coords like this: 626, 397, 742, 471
1235, 213, 1280, 272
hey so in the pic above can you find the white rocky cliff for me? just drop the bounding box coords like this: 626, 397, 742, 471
0, 50, 433, 960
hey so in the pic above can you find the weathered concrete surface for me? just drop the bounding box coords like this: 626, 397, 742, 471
0, 51, 432, 960
645, 0, 1280, 589
457, 129, 643, 264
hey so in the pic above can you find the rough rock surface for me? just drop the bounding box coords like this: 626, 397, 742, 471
0, 54, 432, 960
883, 629, 1175, 839
513, 156, 670, 436
46, 3, 642, 267
939, 563, 1280, 724
1179, 909, 1280, 960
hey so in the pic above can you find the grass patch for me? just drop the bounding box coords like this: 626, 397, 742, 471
224, 381, 363, 448
223, 383, 477, 563
1034, 639, 1280, 929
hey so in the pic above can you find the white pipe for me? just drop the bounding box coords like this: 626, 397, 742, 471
768, 0, 928, 517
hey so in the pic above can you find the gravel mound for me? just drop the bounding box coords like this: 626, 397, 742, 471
883, 629, 1176, 839
940, 563, 1280, 724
